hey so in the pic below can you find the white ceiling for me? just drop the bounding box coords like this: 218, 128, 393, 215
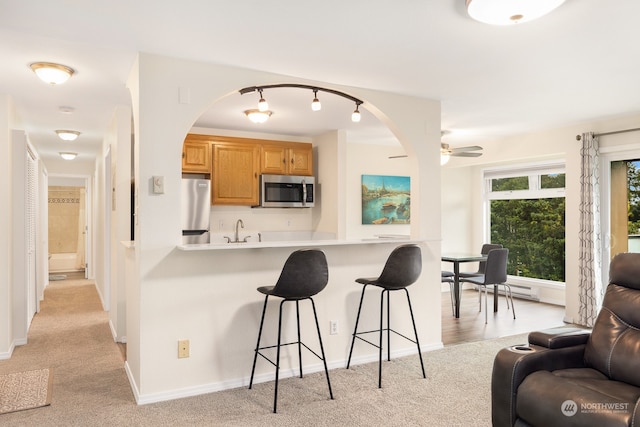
1, 0, 639, 165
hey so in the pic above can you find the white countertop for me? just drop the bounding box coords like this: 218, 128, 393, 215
177, 235, 421, 251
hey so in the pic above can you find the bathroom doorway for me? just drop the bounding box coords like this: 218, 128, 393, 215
48, 185, 87, 280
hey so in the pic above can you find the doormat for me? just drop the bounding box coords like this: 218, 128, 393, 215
0, 368, 53, 415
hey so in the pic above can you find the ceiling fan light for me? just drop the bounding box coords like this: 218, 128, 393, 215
59, 152, 77, 160
30, 62, 75, 85
465, 0, 565, 25
55, 130, 81, 141
244, 109, 272, 124
440, 153, 451, 165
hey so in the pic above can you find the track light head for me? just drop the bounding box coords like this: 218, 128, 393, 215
351, 104, 361, 122
311, 90, 322, 111
257, 89, 269, 112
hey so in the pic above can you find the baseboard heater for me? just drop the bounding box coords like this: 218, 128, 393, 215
476, 284, 539, 301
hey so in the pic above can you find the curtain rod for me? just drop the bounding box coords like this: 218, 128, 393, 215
575, 127, 640, 141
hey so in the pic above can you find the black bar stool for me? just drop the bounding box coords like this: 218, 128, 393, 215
346, 244, 426, 388
248, 249, 334, 413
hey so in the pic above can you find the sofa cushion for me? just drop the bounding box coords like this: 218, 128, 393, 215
584, 284, 640, 388
517, 368, 640, 427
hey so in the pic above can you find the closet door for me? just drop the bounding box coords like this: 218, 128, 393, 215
26, 145, 38, 327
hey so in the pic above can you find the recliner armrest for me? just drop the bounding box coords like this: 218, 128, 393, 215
492, 341, 587, 427
528, 326, 591, 349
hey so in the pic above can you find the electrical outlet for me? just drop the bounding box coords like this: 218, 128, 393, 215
219, 219, 224, 230
330, 320, 338, 335
178, 339, 190, 358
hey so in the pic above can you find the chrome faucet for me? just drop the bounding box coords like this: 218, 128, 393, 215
223, 219, 251, 243
234, 219, 244, 243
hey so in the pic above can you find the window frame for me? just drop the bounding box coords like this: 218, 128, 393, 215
483, 161, 566, 287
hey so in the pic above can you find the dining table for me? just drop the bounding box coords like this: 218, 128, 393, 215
441, 252, 489, 318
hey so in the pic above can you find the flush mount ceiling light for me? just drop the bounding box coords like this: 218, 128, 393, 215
244, 109, 272, 124
240, 84, 363, 124
30, 62, 75, 85
465, 0, 565, 25
59, 152, 77, 160
55, 130, 81, 141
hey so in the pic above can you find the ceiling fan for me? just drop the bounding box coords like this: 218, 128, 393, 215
440, 143, 482, 159
388, 143, 483, 163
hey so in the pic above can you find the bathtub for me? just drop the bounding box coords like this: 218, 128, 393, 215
49, 252, 82, 272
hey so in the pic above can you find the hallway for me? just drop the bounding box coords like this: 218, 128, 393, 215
0, 277, 134, 424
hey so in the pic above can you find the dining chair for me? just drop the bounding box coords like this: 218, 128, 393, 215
459, 248, 513, 323
458, 243, 503, 279
441, 272, 455, 316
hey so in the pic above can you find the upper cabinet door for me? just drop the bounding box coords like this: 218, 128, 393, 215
260, 145, 288, 175
182, 139, 211, 173
261, 143, 313, 176
288, 145, 313, 176
212, 143, 260, 206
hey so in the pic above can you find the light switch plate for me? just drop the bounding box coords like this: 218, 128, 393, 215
152, 176, 164, 194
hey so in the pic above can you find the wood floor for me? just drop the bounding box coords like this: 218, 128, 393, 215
441, 289, 567, 346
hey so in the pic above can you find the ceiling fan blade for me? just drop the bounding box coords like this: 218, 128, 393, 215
452, 152, 482, 157
450, 145, 483, 153
388, 155, 408, 159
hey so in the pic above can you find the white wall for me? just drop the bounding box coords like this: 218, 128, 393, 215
346, 143, 412, 239
125, 53, 442, 401
11, 130, 28, 344
110, 106, 133, 343
0, 94, 15, 358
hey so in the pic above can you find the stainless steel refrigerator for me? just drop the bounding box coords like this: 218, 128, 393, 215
181, 178, 211, 244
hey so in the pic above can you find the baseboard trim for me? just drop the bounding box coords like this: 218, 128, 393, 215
130, 341, 444, 405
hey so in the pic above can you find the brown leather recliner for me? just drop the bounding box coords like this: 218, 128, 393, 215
491, 252, 640, 427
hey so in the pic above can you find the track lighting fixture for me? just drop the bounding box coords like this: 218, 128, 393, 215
351, 104, 361, 123
311, 90, 321, 111
257, 89, 269, 112
239, 84, 364, 123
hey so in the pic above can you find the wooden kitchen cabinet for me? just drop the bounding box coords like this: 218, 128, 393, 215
212, 142, 260, 206
182, 137, 211, 173
183, 134, 313, 206
261, 143, 313, 176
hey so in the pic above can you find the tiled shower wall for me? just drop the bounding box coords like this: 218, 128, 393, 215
48, 186, 82, 254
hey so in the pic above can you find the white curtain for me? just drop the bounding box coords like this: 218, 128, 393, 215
578, 132, 604, 327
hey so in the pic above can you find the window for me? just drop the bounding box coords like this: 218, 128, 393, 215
484, 163, 566, 283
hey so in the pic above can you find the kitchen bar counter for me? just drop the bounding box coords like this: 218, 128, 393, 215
177, 235, 423, 251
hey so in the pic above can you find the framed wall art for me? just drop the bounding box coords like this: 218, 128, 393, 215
361, 174, 410, 225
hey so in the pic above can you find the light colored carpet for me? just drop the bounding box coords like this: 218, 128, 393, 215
0, 277, 532, 426
0, 368, 53, 414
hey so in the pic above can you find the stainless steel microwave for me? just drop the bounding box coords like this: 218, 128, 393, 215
259, 174, 315, 208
